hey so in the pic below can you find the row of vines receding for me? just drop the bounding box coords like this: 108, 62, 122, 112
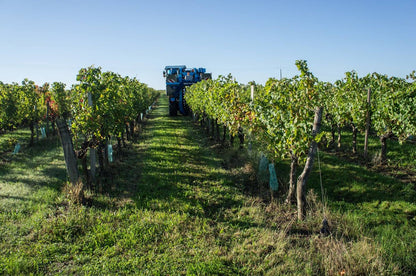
185, 60, 416, 220
0, 66, 160, 200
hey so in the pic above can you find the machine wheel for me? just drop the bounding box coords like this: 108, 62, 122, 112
182, 98, 190, 116
169, 100, 177, 116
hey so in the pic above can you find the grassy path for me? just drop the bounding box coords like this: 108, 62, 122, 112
0, 96, 283, 274
108, 96, 251, 274
1, 96, 414, 274
128, 97, 240, 217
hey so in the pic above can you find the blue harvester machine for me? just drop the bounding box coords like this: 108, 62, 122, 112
163, 65, 211, 116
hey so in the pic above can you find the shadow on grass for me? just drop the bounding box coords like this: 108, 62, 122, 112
0, 128, 31, 152
272, 149, 415, 206
0, 136, 67, 193
273, 148, 416, 231
311, 153, 415, 204
0, 194, 40, 202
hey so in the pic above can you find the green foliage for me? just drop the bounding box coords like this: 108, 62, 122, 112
0, 82, 20, 130
187, 60, 324, 164
369, 73, 416, 141
19, 79, 46, 126
187, 61, 416, 165
187, 74, 251, 136
0, 81, 49, 133
71, 66, 158, 144
324, 71, 416, 156
51, 82, 71, 119
329, 71, 368, 131
253, 62, 324, 162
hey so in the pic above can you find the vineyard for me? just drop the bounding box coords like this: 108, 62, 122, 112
1, 66, 159, 193
186, 61, 416, 219
1, 63, 416, 274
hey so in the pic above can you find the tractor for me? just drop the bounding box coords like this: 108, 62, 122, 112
163, 65, 211, 116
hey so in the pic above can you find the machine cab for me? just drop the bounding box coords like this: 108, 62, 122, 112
163, 65, 186, 85
183, 69, 196, 83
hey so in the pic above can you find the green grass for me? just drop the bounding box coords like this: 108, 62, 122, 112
330, 127, 416, 171
0, 97, 415, 274
0, 128, 31, 153
272, 131, 416, 274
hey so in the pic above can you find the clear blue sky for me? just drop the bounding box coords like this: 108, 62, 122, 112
1, 0, 415, 89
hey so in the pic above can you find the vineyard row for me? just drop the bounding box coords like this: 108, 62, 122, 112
185, 60, 416, 219
0, 66, 159, 193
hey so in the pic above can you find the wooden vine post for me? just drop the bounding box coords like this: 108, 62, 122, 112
297, 106, 323, 220
56, 118, 80, 185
